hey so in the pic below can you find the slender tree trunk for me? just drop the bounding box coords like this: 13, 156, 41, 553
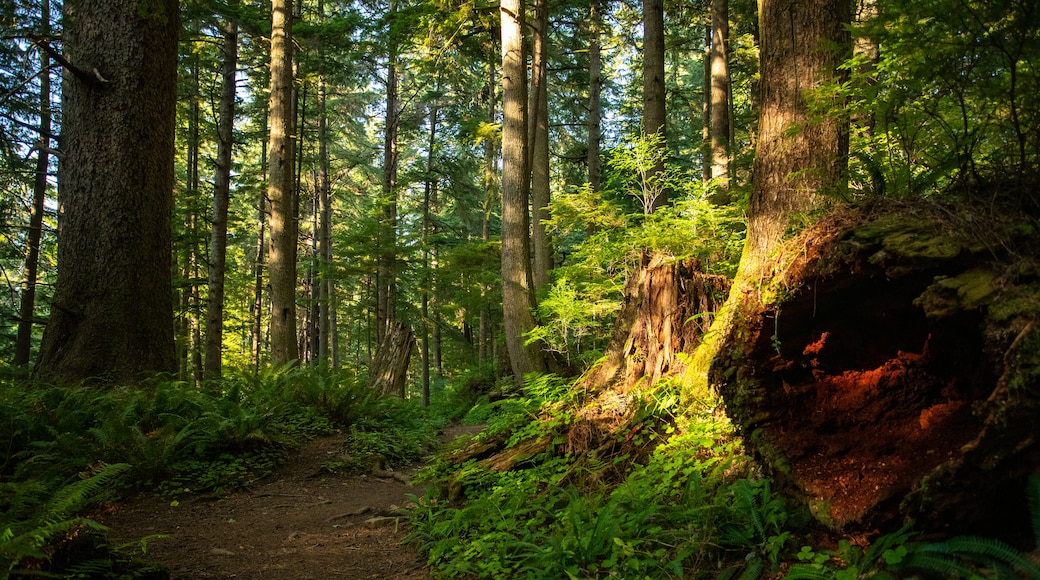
377, 0, 400, 345
702, 26, 712, 183
187, 56, 204, 385
205, 16, 238, 379
317, 74, 332, 368
251, 187, 267, 367
35, 0, 178, 384
642, 0, 667, 211
294, 84, 310, 362
710, 0, 731, 189
422, 99, 439, 407
529, 0, 551, 291
267, 0, 299, 366
479, 58, 497, 366
500, 0, 545, 384
16, 4, 51, 367
587, 0, 602, 193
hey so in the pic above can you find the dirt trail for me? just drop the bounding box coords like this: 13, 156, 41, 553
104, 425, 481, 579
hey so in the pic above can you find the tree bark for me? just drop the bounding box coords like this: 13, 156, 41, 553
377, 0, 400, 345
479, 57, 497, 366
205, 16, 238, 379
587, 0, 603, 193
15, 6, 52, 368
36, 0, 178, 384
710, 0, 731, 189
370, 322, 415, 398
500, 0, 546, 384
422, 98, 440, 406
691, 0, 850, 388
642, 0, 667, 212
529, 0, 551, 291
578, 253, 730, 394
702, 26, 711, 184
317, 73, 333, 368
267, 0, 299, 366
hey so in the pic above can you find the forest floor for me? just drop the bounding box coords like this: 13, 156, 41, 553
103, 425, 484, 579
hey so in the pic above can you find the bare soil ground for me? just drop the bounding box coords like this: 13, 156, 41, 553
103, 425, 483, 579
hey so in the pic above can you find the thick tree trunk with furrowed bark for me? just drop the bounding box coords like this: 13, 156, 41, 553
35, 0, 178, 384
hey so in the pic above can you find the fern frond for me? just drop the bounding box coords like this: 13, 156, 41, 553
45, 463, 131, 520
902, 546, 982, 578
946, 535, 1040, 576
1027, 473, 1040, 548
739, 553, 765, 580
782, 563, 835, 580
734, 480, 765, 540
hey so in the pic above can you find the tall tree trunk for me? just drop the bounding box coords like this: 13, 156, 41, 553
500, 0, 545, 384
693, 0, 850, 391
15, 2, 51, 367
642, 0, 667, 212
317, 73, 332, 368
187, 55, 204, 385
710, 0, 731, 189
479, 58, 497, 367
529, 0, 551, 291
36, 0, 178, 384
587, 0, 603, 193
267, 0, 299, 366
377, 0, 400, 345
251, 183, 267, 367
205, 16, 238, 379
702, 26, 712, 183
422, 98, 439, 407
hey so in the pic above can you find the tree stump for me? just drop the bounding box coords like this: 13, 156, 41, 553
446, 254, 730, 479
577, 252, 731, 395
710, 202, 1040, 538
369, 322, 415, 398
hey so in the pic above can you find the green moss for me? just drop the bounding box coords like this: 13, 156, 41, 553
914, 268, 997, 319
988, 282, 1040, 322
1007, 326, 1040, 393
807, 498, 835, 528
851, 214, 978, 261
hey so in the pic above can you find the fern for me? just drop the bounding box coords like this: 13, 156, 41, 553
898, 547, 980, 578
782, 563, 838, 579
1, 463, 130, 573
945, 535, 1040, 577
1028, 473, 1040, 547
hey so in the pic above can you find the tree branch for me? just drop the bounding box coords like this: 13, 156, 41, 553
30, 36, 110, 86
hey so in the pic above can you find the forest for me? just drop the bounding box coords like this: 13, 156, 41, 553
2, 0, 1040, 576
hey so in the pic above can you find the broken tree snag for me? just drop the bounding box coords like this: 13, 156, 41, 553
553, 253, 731, 470
369, 322, 415, 398
710, 201, 1040, 538
455, 253, 731, 488
578, 252, 731, 395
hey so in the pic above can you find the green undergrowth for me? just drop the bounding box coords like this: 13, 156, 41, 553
407, 374, 1040, 579
0, 365, 446, 576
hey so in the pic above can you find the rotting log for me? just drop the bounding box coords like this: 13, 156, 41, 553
370, 322, 415, 398
710, 201, 1040, 539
